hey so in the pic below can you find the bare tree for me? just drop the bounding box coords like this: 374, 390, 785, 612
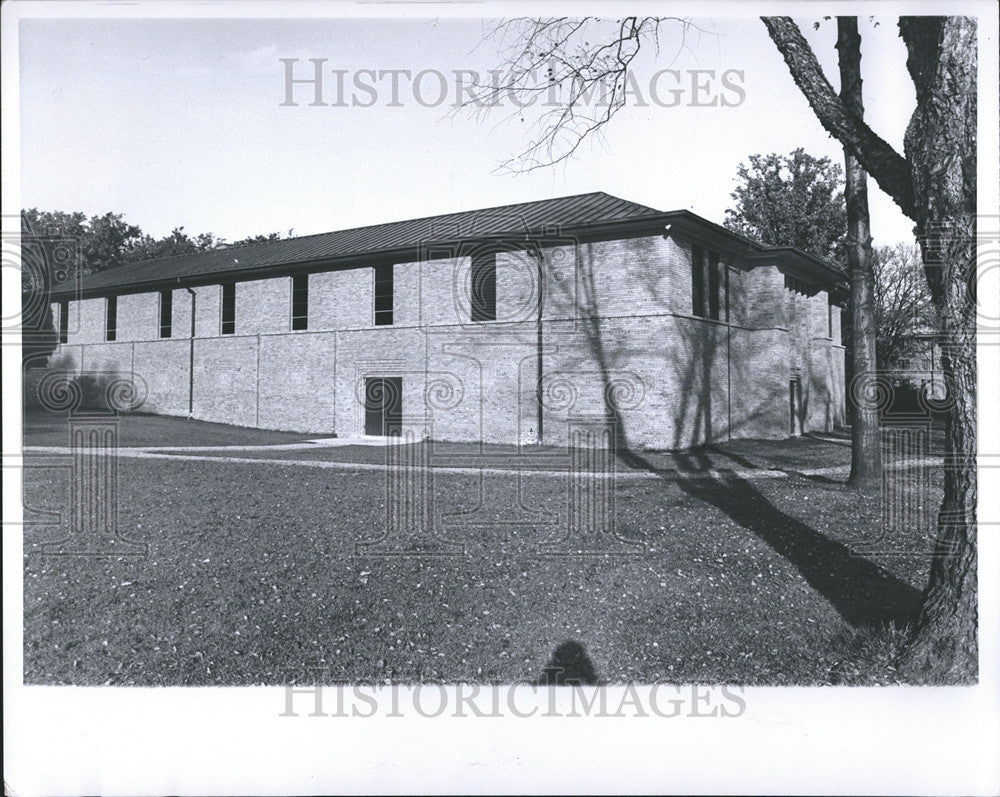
872, 243, 935, 374
464, 17, 695, 173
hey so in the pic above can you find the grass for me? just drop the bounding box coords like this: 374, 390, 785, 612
21, 411, 948, 685
23, 410, 322, 448
826, 623, 915, 686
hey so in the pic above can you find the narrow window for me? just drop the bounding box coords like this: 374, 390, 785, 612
291, 274, 308, 330
374, 264, 393, 326
827, 296, 834, 338
159, 290, 173, 338
707, 251, 721, 321
221, 282, 235, 335
691, 245, 706, 317
105, 296, 117, 341
724, 266, 731, 323
58, 299, 69, 344
471, 250, 496, 322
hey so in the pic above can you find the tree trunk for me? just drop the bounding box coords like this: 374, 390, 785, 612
837, 18, 881, 489
896, 16, 978, 682
762, 14, 978, 681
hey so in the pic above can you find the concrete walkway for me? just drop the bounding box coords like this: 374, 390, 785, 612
20, 443, 939, 482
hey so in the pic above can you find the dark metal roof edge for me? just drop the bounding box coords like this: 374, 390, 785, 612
659, 209, 766, 254
45, 206, 846, 300
661, 210, 845, 283
746, 246, 848, 284
47, 215, 672, 300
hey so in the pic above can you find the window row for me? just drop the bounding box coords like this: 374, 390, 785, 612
691, 245, 727, 321
61, 257, 501, 343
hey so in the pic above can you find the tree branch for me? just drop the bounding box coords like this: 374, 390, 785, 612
460, 17, 699, 174
761, 16, 917, 221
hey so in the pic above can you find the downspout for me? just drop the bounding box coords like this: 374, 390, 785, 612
533, 245, 544, 445
726, 266, 732, 440
184, 284, 196, 418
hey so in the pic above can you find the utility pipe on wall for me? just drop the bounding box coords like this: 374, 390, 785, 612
532, 244, 544, 445
184, 284, 196, 418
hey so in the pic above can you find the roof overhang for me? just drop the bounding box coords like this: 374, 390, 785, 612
745, 247, 848, 292
660, 211, 847, 293
659, 210, 760, 262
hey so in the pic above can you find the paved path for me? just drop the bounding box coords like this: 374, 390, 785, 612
20, 443, 940, 482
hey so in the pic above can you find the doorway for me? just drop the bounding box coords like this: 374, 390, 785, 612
365, 376, 402, 436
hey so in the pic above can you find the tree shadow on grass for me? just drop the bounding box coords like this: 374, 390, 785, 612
701, 443, 847, 486
618, 447, 921, 630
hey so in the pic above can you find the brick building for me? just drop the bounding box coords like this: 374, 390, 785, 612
47, 192, 847, 448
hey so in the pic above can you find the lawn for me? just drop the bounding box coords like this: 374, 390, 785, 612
24, 410, 321, 448
21, 413, 945, 685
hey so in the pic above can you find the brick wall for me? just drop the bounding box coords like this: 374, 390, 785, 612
311, 268, 373, 330
394, 262, 422, 327
335, 326, 429, 438
745, 266, 785, 329
133, 340, 190, 416
48, 227, 845, 446
192, 336, 258, 427
258, 332, 338, 433
75, 297, 106, 344
420, 256, 469, 327
731, 327, 791, 439
172, 288, 194, 340
117, 292, 158, 341
194, 284, 222, 338
239, 277, 291, 335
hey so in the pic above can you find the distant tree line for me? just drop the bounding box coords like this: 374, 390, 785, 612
19, 209, 293, 368
20, 208, 292, 275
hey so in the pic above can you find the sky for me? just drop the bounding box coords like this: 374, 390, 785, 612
17, 13, 918, 247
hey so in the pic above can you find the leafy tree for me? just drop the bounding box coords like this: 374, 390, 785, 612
229, 230, 293, 246
124, 227, 224, 262
724, 149, 847, 263
81, 212, 144, 271
20, 208, 87, 240
21, 208, 143, 274
123, 228, 291, 261
723, 142, 882, 487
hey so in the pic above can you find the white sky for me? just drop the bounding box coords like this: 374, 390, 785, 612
19, 15, 917, 246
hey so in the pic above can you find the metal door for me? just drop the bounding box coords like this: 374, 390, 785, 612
364, 377, 402, 436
